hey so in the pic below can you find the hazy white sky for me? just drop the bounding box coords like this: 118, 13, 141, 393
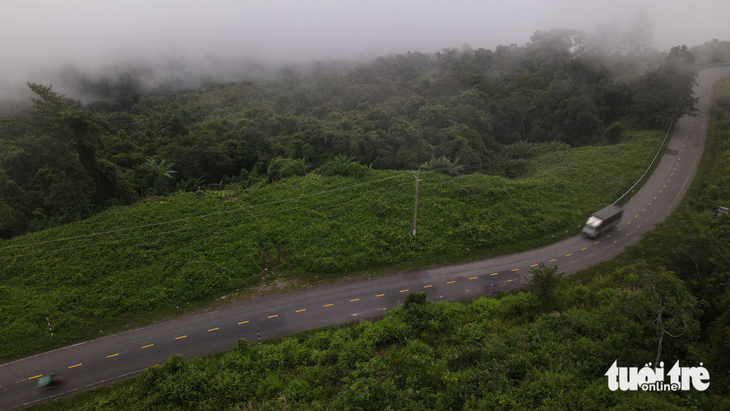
1, 0, 729, 95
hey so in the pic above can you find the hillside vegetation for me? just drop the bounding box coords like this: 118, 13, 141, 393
27, 76, 730, 411
0, 127, 662, 360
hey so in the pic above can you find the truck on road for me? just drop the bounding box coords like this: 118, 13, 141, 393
581, 205, 623, 238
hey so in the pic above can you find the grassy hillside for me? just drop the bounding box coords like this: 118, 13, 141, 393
0, 127, 662, 360
25, 79, 730, 411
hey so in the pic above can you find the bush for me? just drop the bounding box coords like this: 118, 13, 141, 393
317, 155, 370, 178
267, 157, 308, 182
419, 155, 464, 176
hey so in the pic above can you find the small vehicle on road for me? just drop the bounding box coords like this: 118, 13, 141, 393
36, 374, 65, 389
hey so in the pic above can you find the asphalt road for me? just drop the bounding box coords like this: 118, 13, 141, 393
2, 67, 729, 410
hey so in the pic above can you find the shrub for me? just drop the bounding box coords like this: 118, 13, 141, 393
267, 157, 308, 182
317, 155, 369, 178
419, 155, 464, 176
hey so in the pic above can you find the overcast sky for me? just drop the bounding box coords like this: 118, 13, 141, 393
2, 0, 730, 97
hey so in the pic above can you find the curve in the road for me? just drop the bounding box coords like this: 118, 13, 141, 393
2, 67, 729, 410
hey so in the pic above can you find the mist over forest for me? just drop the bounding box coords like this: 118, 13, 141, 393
3, 1, 730, 238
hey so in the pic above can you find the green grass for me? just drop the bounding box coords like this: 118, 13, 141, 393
0, 127, 663, 361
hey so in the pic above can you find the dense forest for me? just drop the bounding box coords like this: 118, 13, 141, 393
0, 28, 701, 239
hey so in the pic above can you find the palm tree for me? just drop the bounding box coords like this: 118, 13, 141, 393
142, 159, 177, 195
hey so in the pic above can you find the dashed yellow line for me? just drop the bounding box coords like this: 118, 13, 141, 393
654, 196, 657, 199
530, 264, 538, 267
469, 277, 478, 280
268, 315, 279, 319
350, 298, 360, 301
648, 202, 652, 205
511, 268, 519, 271
607, 235, 611, 238
617, 228, 622, 231
28, 375, 42, 380
565, 253, 572, 257
627, 221, 631, 225
635, 215, 639, 218
106, 353, 119, 358
376, 294, 385, 297
323, 304, 333, 307
175, 335, 187, 340
400, 289, 409, 293
142, 344, 154, 349
208, 327, 219, 332
238, 320, 249, 325
642, 209, 645, 212
423, 285, 432, 288
581, 248, 587, 251
447, 280, 456, 284
659, 190, 662, 193
68, 363, 82, 369
594, 241, 600, 244
490, 272, 499, 276
296, 309, 306, 313
549, 259, 556, 262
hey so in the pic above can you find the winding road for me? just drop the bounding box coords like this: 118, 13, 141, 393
1, 67, 728, 410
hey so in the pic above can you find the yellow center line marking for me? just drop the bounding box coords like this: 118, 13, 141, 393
667, 179, 670, 182
142, 344, 154, 349
607, 235, 611, 238
68, 363, 82, 369
268, 315, 279, 318
649, 202, 652, 205
376, 294, 385, 297
635, 215, 639, 218
595, 241, 600, 244
511, 268, 519, 271
28, 375, 42, 380
659, 190, 662, 193
490, 272, 499, 276
400, 289, 409, 292
208, 327, 219, 332
447, 280, 456, 284
642, 209, 645, 212
175, 335, 187, 340
238, 321, 249, 325
423, 285, 432, 288
565, 253, 572, 257
627, 221, 631, 225
350, 298, 360, 301
324, 304, 334, 307
618, 228, 622, 231
469, 276, 478, 280
655, 196, 657, 199
674, 168, 676, 171
581, 248, 587, 251
530, 264, 538, 267
671, 173, 673, 176
296, 309, 306, 312
106, 353, 119, 358
549, 259, 556, 262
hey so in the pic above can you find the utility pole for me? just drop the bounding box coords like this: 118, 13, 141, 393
412, 171, 420, 236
